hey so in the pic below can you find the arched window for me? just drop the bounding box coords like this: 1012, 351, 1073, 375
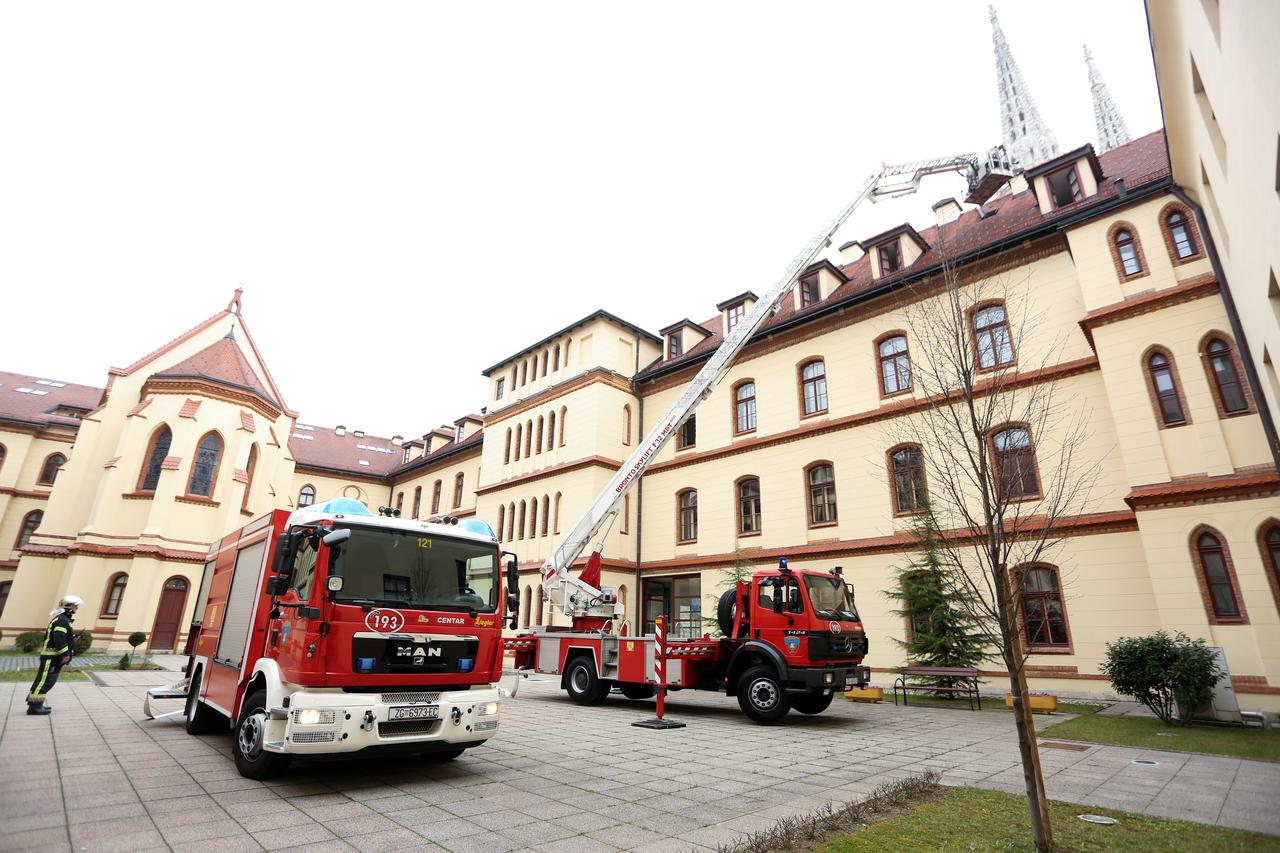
536, 416, 545, 454
298, 484, 315, 507
547, 411, 556, 452
1019, 565, 1070, 649
186, 432, 223, 497
0, 580, 10, 617
1113, 228, 1143, 276
877, 334, 912, 395
513, 423, 522, 461
431, 480, 443, 514
453, 472, 464, 508
807, 463, 837, 525
504, 428, 512, 464
521, 360, 528, 385
972, 303, 1015, 369
1193, 529, 1246, 623
412, 486, 422, 519
553, 344, 561, 372
623, 405, 632, 446
889, 445, 926, 514
1163, 207, 1199, 261
15, 510, 43, 549
678, 413, 696, 449
541, 495, 550, 537
0, 444, 6, 475
738, 478, 761, 535
497, 504, 505, 541
1145, 349, 1187, 426
553, 492, 562, 534
138, 426, 173, 492
507, 502, 516, 540
525, 419, 533, 457
800, 361, 828, 415
559, 406, 567, 447
395, 491, 404, 513
1203, 336, 1250, 415
622, 494, 630, 534
1259, 523, 1280, 613
38, 453, 66, 486
517, 501, 527, 540
992, 426, 1040, 501
541, 351, 549, 377
241, 445, 258, 513
563, 339, 571, 368
520, 585, 531, 628
102, 573, 129, 617
734, 382, 757, 433
536, 584, 545, 625
677, 490, 698, 542
529, 495, 539, 539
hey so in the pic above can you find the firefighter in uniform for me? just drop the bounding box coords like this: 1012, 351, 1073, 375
27, 595, 83, 715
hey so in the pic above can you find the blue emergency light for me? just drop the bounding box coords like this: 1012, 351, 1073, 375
458, 519, 496, 539
307, 498, 373, 517
355, 657, 378, 673
457, 658, 475, 673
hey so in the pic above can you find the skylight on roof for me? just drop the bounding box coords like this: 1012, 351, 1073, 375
15, 387, 49, 396
35, 379, 67, 388
356, 444, 394, 454
358, 460, 370, 466
295, 424, 315, 431
291, 433, 315, 441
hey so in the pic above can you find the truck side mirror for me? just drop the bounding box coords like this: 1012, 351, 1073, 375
504, 553, 519, 596
266, 575, 289, 596
772, 594, 783, 614
271, 531, 297, 574
322, 528, 351, 547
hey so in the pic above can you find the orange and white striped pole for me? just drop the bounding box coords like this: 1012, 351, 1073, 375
632, 614, 685, 730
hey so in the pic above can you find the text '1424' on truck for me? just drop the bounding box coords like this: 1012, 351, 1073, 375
147, 497, 520, 778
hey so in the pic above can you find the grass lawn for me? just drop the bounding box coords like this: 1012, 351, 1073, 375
1043, 712, 1280, 762
815, 786, 1280, 852
0, 669, 89, 683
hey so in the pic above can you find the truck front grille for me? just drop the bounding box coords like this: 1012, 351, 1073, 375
288, 731, 336, 744
381, 692, 441, 705
378, 719, 441, 738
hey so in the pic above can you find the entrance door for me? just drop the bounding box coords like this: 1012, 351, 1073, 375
642, 575, 701, 639
151, 577, 190, 651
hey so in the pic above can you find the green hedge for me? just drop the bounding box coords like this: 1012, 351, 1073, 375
14, 631, 43, 653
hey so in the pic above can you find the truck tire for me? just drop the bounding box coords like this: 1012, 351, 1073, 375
737, 665, 790, 724
717, 589, 737, 636
792, 690, 834, 715
619, 683, 656, 700
184, 667, 222, 735
564, 657, 609, 705
232, 689, 292, 780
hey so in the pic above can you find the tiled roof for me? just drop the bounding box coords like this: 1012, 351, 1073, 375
288, 425, 404, 477
392, 429, 485, 478
482, 309, 661, 376
151, 336, 281, 410
640, 130, 1171, 380
0, 370, 104, 429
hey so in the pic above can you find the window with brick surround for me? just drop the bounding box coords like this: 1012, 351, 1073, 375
677, 489, 698, 542
1166, 210, 1197, 259
889, 445, 926, 514
807, 463, 837, 526
992, 426, 1040, 501
737, 478, 761, 535
139, 425, 173, 492
1203, 336, 1250, 414
734, 382, 757, 434
186, 433, 222, 497
1146, 349, 1188, 426
38, 453, 66, 486
1114, 229, 1142, 276
878, 334, 911, 395
801, 361, 828, 415
972, 303, 1015, 370
102, 573, 128, 617
1019, 565, 1071, 650
1193, 529, 1246, 623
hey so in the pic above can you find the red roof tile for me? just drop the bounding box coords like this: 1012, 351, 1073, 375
0, 371, 104, 429
289, 425, 404, 477
152, 336, 281, 410
160, 456, 182, 471
178, 399, 202, 419
239, 410, 256, 433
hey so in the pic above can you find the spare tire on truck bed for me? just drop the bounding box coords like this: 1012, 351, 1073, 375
717, 589, 737, 636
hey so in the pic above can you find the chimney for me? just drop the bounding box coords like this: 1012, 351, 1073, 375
391, 434, 403, 446
1114, 178, 1127, 198
353, 429, 365, 439
335, 425, 345, 436
838, 240, 864, 264
931, 197, 963, 227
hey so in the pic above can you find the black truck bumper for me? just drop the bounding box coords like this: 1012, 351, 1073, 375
787, 664, 871, 693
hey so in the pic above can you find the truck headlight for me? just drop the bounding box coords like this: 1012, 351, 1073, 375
296, 709, 323, 726
823, 673, 834, 684
479, 702, 499, 716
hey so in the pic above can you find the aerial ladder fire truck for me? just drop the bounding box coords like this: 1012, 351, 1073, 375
505, 148, 1013, 723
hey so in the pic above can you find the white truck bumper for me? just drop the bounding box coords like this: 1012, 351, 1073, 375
265, 685, 501, 754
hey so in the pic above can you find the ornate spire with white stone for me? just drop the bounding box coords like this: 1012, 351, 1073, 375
1084, 45, 1131, 152
989, 5, 1058, 169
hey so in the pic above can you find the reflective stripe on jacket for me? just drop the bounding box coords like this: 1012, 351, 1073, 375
40, 611, 73, 657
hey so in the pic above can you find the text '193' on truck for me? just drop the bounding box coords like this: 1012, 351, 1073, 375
148, 498, 520, 778
506, 558, 870, 723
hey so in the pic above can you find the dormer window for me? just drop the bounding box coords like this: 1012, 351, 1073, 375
1046, 165, 1084, 209
669, 334, 683, 359
726, 302, 746, 332
456, 423, 466, 442
495, 378, 505, 400
800, 275, 820, 307
878, 241, 901, 275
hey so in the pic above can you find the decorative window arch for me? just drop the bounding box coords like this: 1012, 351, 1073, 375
38, 453, 66, 486
799, 360, 828, 416
1256, 520, 1280, 614
733, 381, 757, 434
1107, 221, 1148, 281
677, 489, 698, 543
1017, 564, 1072, 651
805, 462, 837, 526
1142, 346, 1190, 427
1159, 203, 1203, 263
412, 486, 422, 519
497, 504, 506, 541
541, 351, 549, 377
521, 360, 528, 386
298, 484, 316, 507
138, 425, 173, 492
453, 472, 464, 508
888, 444, 927, 515
241, 444, 258, 513
1200, 332, 1252, 416
990, 424, 1041, 501
622, 405, 632, 446
15, 509, 43, 549
431, 480, 443, 514
737, 476, 761, 535
876, 333, 912, 396
504, 428, 512, 464
622, 494, 630, 535
102, 572, 129, 617
1191, 526, 1247, 624
186, 432, 223, 497
971, 302, 1016, 370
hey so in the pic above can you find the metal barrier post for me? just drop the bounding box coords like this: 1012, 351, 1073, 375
632, 615, 685, 730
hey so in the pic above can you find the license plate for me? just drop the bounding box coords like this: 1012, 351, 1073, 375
388, 705, 439, 721
844, 675, 858, 689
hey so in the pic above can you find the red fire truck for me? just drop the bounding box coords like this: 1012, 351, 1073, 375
150, 498, 518, 778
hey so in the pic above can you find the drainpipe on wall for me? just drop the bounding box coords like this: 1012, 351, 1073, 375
1170, 185, 1280, 471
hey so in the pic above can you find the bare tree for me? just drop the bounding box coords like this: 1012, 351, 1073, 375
886, 240, 1103, 852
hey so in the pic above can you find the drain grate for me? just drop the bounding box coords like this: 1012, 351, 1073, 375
1078, 814, 1117, 826
1132, 759, 1159, 766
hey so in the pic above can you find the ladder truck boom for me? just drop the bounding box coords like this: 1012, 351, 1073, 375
539, 148, 1012, 627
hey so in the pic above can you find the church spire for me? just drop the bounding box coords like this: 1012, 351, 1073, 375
989, 5, 1058, 169
1084, 45, 1131, 152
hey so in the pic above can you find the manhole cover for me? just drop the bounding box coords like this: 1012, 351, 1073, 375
1132, 759, 1159, 765
1079, 814, 1117, 826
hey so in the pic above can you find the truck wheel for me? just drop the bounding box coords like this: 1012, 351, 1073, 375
184, 668, 222, 735
232, 689, 292, 780
565, 657, 609, 705
421, 747, 465, 762
737, 665, 790, 724
620, 683, 656, 700
792, 690, 834, 715
717, 589, 737, 636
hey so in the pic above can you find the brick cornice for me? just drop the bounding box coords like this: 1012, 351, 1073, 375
1125, 469, 1280, 510
20, 541, 205, 563
0, 487, 51, 500
646, 356, 1100, 475
487, 369, 634, 425
140, 377, 282, 420
476, 455, 623, 495
1078, 275, 1220, 347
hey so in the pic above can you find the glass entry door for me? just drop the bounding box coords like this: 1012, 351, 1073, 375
642, 575, 701, 639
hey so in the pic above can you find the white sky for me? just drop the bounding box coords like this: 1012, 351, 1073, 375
0, 0, 1162, 438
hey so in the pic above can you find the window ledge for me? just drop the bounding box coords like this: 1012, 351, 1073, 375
733, 429, 757, 439
1026, 644, 1074, 655
808, 521, 838, 530
880, 388, 913, 401
121, 491, 156, 501
737, 531, 762, 539
176, 495, 220, 508
801, 410, 829, 421
676, 445, 696, 453
1207, 617, 1249, 626
1119, 270, 1151, 283
676, 539, 697, 546
98, 615, 118, 621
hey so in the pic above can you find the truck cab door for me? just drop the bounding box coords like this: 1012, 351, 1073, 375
752, 576, 805, 662
270, 533, 321, 676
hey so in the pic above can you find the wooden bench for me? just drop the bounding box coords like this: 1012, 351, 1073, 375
893, 666, 982, 711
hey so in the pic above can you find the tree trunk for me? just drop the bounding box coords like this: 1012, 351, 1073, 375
996, 563, 1053, 852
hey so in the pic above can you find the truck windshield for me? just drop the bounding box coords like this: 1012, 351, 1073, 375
329, 525, 498, 612
803, 575, 860, 622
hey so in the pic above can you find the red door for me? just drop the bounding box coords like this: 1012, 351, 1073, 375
151, 577, 190, 651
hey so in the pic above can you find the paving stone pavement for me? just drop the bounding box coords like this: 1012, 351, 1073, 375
1, 674, 1276, 852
